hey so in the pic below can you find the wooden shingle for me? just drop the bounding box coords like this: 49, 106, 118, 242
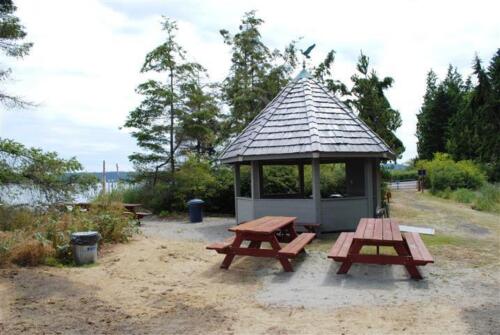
219, 72, 395, 163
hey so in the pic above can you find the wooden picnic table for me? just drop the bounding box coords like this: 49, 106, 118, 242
207, 216, 315, 272
328, 218, 434, 280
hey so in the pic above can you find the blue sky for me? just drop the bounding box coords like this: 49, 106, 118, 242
1, 0, 499, 171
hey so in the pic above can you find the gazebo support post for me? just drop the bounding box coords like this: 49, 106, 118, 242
374, 159, 381, 209
234, 163, 241, 223
251, 160, 261, 200
364, 159, 374, 217
298, 162, 305, 196
312, 158, 321, 226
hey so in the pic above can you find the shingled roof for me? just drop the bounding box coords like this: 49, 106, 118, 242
219, 70, 395, 163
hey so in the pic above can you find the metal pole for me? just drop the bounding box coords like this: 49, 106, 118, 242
102, 160, 106, 195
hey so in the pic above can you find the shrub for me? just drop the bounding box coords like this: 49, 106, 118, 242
389, 169, 418, 181
416, 153, 486, 193
473, 184, 500, 213
0, 201, 138, 267
123, 157, 235, 214
451, 188, 476, 204
9, 239, 53, 266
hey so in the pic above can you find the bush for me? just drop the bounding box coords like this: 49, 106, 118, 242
451, 188, 476, 204
417, 153, 486, 193
472, 184, 500, 213
389, 169, 418, 181
0, 201, 138, 267
10, 239, 53, 266
123, 157, 235, 214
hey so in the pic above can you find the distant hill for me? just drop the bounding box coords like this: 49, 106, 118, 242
383, 163, 409, 170
88, 171, 133, 182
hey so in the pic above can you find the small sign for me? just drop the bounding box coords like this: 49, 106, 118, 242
418, 169, 426, 176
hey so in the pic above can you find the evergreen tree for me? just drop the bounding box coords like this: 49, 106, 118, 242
417, 66, 467, 159
0, 0, 33, 108
124, 18, 217, 183
349, 52, 405, 157
416, 70, 438, 159
313, 50, 349, 96
484, 49, 500, 180
220, 11, 297, 138
178, 80, 220, 157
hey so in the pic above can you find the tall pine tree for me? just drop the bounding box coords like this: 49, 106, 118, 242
124, 18, 218, 184
349, 52, 405, 157
220, 11, 297, 138
416, 66, 467, 159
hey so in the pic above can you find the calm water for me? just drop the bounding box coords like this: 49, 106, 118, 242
0, 182, 124, 206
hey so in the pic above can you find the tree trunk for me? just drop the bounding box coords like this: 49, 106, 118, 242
169, 67, 175, 176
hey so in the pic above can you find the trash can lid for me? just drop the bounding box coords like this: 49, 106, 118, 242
70, 231, 101, 245
187, 198, 204, 205
71, 231, 99, 238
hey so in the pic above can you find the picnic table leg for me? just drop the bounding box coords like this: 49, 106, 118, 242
337, 240, 363, 274
221, 234, 244, 270
269, 236, 294, 272
393, 243, 423, 280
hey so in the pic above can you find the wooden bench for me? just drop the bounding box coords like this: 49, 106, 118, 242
206, 237, 235, 253
328, 232, 354, 261
403, 232, 434, 265
278, 233, 315, 257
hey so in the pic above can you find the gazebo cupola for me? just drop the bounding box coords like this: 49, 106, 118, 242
220, 70, 395, 232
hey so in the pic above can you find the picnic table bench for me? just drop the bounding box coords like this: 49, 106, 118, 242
328, 218, 433, 280
65, 202, 151, 223
122, 203, 152, 223
207, 216, 315, 272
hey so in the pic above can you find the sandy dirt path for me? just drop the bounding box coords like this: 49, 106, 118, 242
0, 190, 499, 334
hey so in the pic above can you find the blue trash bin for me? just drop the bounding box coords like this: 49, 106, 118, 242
187, 199, 204, 223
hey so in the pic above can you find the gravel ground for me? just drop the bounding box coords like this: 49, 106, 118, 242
141, 216, 235, 242
140, 216, 500, 312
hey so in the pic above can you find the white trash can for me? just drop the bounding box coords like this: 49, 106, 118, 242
70, 231, 101, 265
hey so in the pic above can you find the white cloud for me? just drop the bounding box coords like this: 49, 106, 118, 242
1, 0, 499, 170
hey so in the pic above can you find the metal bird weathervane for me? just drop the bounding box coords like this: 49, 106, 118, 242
300, 43, 316, 69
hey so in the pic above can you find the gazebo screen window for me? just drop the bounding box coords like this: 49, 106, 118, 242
239, 165, 252, 198
261, 164, 311, 199
319, 163, 347, 198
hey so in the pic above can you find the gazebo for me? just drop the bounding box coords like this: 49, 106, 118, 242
219, 70, 395, 232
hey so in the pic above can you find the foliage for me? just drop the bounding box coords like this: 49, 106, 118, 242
123, 156, 235, 214
349, 52, 404, 157
123, 18, 220, 182
262, 165, 299, 196
417, 50, 500, 181
472, 183, 500, 213
313, 50, 349, 96
0, 201, 138, 267
417, 67, 468, 160
219, 11, 298, 139
416, 153, 486, 193
0, 138, 97, 204
429, 183, 499, 213
451, 188, 476, 204
0, 0, 33, 108
388, 169, 418, 181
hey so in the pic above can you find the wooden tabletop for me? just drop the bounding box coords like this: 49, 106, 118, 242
354, 218, 403, 242
229, 216, 296, 235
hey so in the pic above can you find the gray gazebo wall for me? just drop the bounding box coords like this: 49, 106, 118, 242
233, 157, 381, 232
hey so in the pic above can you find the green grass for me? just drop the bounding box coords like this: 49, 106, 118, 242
472, 184, 500, 213
451, 188, 476, 204
421, 234, 466, 247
